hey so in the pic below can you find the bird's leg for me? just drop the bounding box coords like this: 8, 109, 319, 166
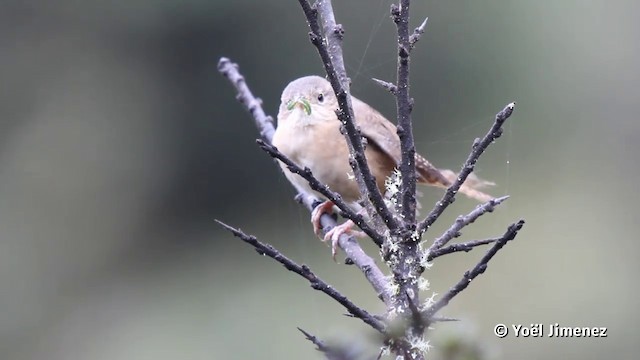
311, 200, 336, 236
323, 220, 366, 260
311, 201, 367, 260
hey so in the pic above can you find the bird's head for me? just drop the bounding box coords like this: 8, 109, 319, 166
279, 76, 337, 124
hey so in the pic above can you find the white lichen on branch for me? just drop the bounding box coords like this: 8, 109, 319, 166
218, 1, 523, 359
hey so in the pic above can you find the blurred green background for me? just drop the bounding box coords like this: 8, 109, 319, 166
1, 0, 638, 359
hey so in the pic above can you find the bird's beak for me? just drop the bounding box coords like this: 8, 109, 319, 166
286, 96, 312, 115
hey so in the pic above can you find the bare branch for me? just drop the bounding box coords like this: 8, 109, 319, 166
216, 220, 386, 333
257, 139, 383, 246
392, 0, 418, 226
382, 4, 428, 359
427, 237, 500, 261
220, 2, 524, 358
417, 102, 516, 235
217, 58, 392, 305
423, 219, 525, 319
427, 195, 509, 251
297, 0, 400, 233
217, 58, 275, 141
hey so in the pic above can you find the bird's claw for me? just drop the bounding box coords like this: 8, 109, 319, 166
322, 220, 365, 261
311, 201, 365, 261
311, 200, 335, 236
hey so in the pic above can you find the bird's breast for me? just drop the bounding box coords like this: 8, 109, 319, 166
273, 119, 362, 203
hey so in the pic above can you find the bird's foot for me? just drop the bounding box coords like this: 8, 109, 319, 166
323, 220, 366, 261
311, 200, 335, 236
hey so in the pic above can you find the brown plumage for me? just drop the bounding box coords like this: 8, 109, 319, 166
272, 76, 494, 254
273, 75, 494, 206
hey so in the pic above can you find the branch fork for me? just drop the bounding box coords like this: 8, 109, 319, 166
218, 1, 522, 359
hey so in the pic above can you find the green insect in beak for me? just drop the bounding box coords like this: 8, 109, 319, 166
286, 97, 312, 115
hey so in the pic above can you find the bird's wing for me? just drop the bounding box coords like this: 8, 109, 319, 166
351, 95, 495, 202
352, 96, 402, 164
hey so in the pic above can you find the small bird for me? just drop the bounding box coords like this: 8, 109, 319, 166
272, 76, 493, 255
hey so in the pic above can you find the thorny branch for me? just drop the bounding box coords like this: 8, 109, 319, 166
385, 3, 429, 357
392, 0, 419, 226
427, 237, 501, 261
216, 220, 386, 333
299, 327, 368, 360
423, 220, 525, 320
297, 328, 332, 359
297, 0, 400, 233
371, 77, 398, 95
256, 139, 383, 246
417, 102, 516, 235
218, 0, 523, 358
427, 195, 509, 254
218, 57, 392, 306
409, 17, 428, 49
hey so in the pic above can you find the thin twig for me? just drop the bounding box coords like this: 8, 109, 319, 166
297, 327, 332, 356
392, 0, 418, 226
423, 219, 525, 319
216, 220, 386, 333
217, 58, 275, 141
217, 58, 392, 305
257, 139, 383, 246
427, 196, 509, 252
409, 17, 428, 49
430, 316, 460, 322
297, 0, 400, 233
298, 328, 360, 360
372, 77, 397, 95
417, 102, 516, 235
427, 238, 500, 261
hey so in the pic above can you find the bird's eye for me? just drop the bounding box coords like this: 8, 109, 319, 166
317, 93, 324, 103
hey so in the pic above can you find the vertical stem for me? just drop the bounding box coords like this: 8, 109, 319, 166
394, 0, 418, 229
390, 2, 424, 359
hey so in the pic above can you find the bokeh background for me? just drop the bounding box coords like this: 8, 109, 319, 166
1, 0, 638, 359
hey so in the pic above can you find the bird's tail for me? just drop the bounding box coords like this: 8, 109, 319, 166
438, 169, 495, 202
415, 154, 495, 202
